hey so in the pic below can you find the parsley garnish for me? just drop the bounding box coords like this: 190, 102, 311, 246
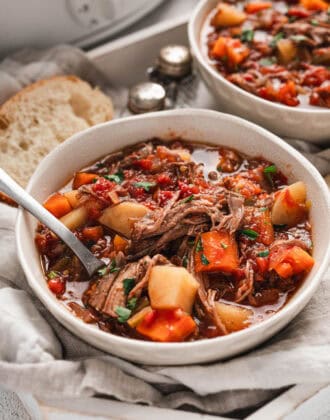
221, 242, 228, 249
97, 266, 107, 276
201, 254, 209, 265
241, 229, 259, 239
115, 306, 131, 323
183, 194, 194, 203
310, 19, 319, 26
109, 259, 120, 273
290, 35, 308, 43
196, 238, 203, 252
127, 297, 138, 311
241, 29, 254, 43
48, 271, 58, 279
270, 32, 284, 48
123, 278, 135, 295
264, 165, 277, 174
259, 207, 269, 212
259, 57, 277, 66
258, 249, 269, 257
133, 181, 156, 192
103, 171, 124, 184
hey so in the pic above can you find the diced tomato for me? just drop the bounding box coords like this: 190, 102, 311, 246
194, 231, 239, 273
178, 181, 199, 198
157, 174, 172, 187
302, 67, 330, 87
269, 246, 314, 279
129, 185, 148, 201
287, 7, 311, 18
300, 0, 328, 11
158, 190, 174, 206
43, 193, 72, 218
133, 159, 153, 171
82, 226, 103, 242
256, 256, 269, 274
278, 81, 299, 107
136, 309, 196, 342
48, 278, 66, 295
245, 2, 272, 14
310, 84, 330, 108
92, 177, 116, 202
73, 172, 99, 189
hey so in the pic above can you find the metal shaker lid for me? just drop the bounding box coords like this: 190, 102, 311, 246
128, 82, 166, 114
157, 45, 192, 78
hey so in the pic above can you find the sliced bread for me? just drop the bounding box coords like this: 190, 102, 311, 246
0, 75, 113, 187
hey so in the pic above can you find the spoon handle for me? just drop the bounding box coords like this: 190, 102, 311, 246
0, 168, 104, 277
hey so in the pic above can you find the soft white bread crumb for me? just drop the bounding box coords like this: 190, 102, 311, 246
0, 75, 113, 187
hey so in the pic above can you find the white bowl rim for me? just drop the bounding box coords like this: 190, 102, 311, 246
15, 108, 330, 357
188, 0, 330, 115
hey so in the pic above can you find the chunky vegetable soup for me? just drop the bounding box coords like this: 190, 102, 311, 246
36, 140, 314, 342
202, 0, 330, 107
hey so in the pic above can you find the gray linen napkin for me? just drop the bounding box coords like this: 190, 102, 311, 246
0, 45, 330, 416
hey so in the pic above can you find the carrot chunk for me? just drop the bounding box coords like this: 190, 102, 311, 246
269, 246, 314, 279
211, 37, 250, 66
43, 193, 72, 218
136, 309, 196, 342
194, 231, 239, 273
245, 2, 272, 13
72, 172, 99, 189
113, 234, 128, 252
300, 0, 328, 11
82, 226, 103, 242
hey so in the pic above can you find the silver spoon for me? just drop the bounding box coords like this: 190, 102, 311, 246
0, 168, 105, 277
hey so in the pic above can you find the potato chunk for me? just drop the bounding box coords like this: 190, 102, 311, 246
148, 266, 199, 314
271, 181, 307, 226
211, 3, 246, 27
64, 190, 80, 208
98, 202, 148, 237
60, 206, 88, 230
277, 39, 297, 64
215, 302, 252, 332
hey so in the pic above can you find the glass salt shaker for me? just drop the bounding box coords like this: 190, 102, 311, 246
121, 82, 166, 116
147, 44, 197, 108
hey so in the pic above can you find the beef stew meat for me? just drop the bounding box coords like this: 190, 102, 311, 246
36, 139, 314, 342
202, 0, 330, 108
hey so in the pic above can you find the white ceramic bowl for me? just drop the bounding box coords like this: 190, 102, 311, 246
188, 0, 330, 144
16, 109, 330, 365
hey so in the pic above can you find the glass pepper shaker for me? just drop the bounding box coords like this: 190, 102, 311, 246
147, 44, 197, 108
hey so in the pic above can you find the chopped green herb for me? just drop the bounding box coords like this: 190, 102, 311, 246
127, 297, 138, 311
48, 271, 58, 279
241, 29, 254, 43
270, 32, 284, 47
115, 306, 131, 323
97, 266, 107, 276
310, 19, 319, 26
217, 164, 222, 172
290, 35, 308, 43
92, 178, 98, 183
259, 207, 269, 212
182, 255, 188, 268
188, 239, 195, 247
123, 278, 135, 295
258, 249, 270, 257
196, 238, 203, 252
201, 254, 209, 265
259, 57, 277, 66
183, 194, 194, 203
264, 165, 277, 174
241, 228, 259, 239
110, 259, 121, 273
133, 181, 156, 192
103, 171, 124, 184
221, 242, 228, 249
